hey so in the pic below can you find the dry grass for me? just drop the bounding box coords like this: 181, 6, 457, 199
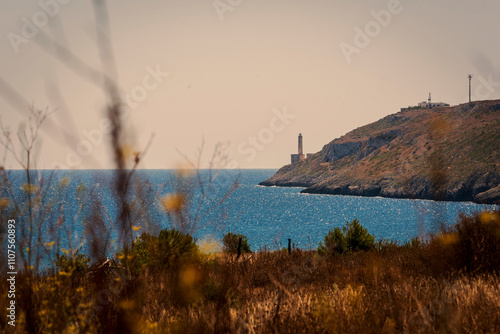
2, 210, 500, 334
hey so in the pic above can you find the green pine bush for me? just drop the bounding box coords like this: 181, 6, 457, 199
318, 219, 375, 256
318, 227, 347, 256
118, 228, 199, 274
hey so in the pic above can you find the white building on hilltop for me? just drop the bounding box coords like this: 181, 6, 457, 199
417, 101, 450, 108
401, 93, 450, 111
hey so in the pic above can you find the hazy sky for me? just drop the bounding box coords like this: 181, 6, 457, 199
1, 0, 499, 169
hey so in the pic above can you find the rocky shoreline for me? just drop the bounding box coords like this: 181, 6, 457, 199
259, 178, 500, 204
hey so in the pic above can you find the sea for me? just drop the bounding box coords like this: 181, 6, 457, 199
3, 169, 498, 256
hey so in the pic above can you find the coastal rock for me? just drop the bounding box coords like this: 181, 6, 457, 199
475, 185, 500, 204
259, 100, 500, 204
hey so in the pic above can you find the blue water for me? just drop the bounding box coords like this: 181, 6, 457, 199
2, 169, 498, 257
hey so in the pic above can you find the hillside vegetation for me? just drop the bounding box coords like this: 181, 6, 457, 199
260, 100, 500, 203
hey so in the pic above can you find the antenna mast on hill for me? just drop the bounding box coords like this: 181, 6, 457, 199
468, 74, 473, 103
428, 92, 432, 109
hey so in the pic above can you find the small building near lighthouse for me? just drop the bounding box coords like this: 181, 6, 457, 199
291, 133, 313, 163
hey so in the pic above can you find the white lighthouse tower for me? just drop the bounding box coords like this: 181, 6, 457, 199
291, 133, 307, 163
298, 133, 303, 155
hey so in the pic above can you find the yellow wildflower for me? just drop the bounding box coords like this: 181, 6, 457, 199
161, 193, 186, 213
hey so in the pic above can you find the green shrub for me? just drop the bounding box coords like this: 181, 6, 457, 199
157, 229, 199, 264
344, 219, 375, 252
118, 228, 199, 273
122, 231, 157, 273
318, 227, 347, 256
318, 219, 375, 255
222, 232, 252, 254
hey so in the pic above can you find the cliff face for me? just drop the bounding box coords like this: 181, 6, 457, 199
259, 100, 500, 204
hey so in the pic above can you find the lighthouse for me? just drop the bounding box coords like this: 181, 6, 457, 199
291, 133, 312, 163
298, 133, 303, 155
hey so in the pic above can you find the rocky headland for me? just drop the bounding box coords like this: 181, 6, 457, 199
260, 100, 500, 204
